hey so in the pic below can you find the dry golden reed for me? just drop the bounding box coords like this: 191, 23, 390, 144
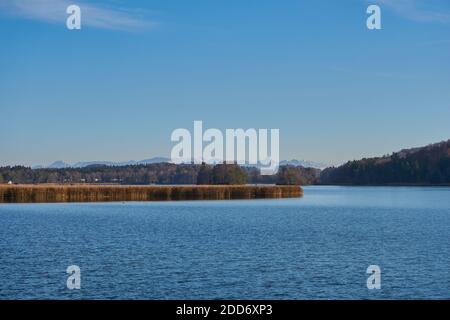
0, 184, 303, 203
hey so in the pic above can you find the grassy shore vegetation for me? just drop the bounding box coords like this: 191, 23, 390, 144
0, 184, 303, 203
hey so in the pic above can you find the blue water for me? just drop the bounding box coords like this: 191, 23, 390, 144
0, 186, 449, 300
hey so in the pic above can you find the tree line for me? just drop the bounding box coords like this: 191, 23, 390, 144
0, 163, 320, 185
3, 139, 448, 186
320, 139, 450, 185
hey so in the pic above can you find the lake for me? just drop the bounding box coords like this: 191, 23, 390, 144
0, 186, 449, 299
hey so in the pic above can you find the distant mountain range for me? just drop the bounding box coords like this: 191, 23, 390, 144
32, 158, 327, 169
279, 159, 327, 170
320, 139, 450, 185
33, 157, 171, 169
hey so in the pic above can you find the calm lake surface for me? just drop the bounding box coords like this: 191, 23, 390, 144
0, 186, 449, 299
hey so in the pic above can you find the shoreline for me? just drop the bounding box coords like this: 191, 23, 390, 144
0, 184, 303, 203
315, 184, 450, 187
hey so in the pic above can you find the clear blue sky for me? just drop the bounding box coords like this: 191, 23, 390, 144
1, 0, 449, 167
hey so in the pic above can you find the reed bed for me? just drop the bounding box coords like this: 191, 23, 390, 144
0, 184, 303, 203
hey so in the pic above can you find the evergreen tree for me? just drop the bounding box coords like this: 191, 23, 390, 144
212, 164, 247, 185
276, 166, 302, 185
197, 163, 213, 185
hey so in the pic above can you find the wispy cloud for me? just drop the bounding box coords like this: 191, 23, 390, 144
0, 0, 157, 31
374, 0, 450, 23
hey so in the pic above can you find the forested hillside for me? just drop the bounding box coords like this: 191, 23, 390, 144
320, 140, 450, 185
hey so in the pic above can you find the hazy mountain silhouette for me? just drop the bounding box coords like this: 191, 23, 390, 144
34, 157, 325, 169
